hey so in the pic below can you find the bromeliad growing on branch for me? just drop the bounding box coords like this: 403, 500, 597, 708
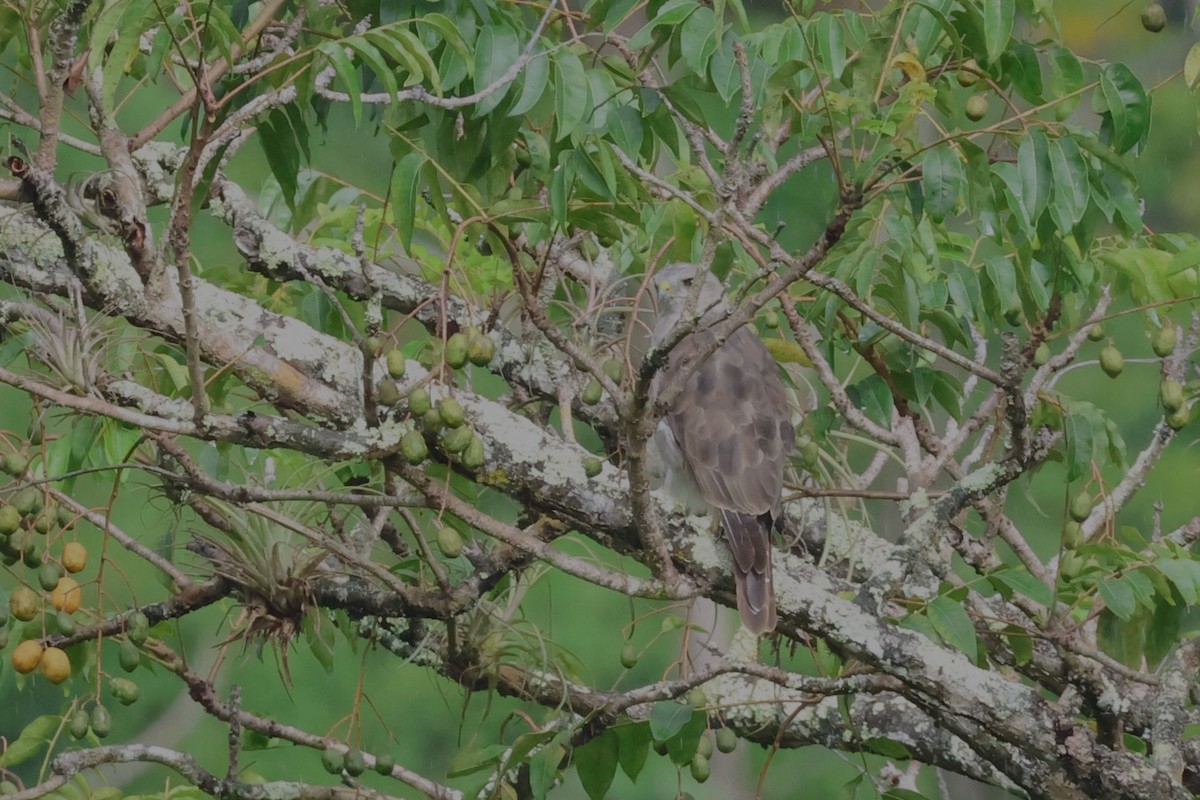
0, 1, 1199, 799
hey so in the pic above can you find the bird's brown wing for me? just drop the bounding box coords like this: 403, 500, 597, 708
662, 326, 795, 633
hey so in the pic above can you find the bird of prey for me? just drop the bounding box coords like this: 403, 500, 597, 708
648, 263, 795, 634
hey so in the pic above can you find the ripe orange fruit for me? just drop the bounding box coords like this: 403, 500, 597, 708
38, 647, 70, 684
12, 639, 43, 673
51, 577, 81, 613
61, 542, 87, 573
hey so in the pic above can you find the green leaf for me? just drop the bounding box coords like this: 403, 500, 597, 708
816, 13, 846, 79
680, 6, 717, 76
926, 595, 978, 661
1097, 606, 1146, 668
1099, 577, 1137, 621
575, 730, 618, 800
1186, 42, 1200, 91
1004, 623, 1033, 665
510, 44, 550, 116
388, 152, 426, 253
864, 737, 912, 759
990, 566, 1054, 606
554, 49, 591, 140
0, 715, 59, 767
648, 700, 692, 741
615, 722, 652, 782
1017, 128, 1051, 224
982, 0, 1014, 63
318, 42, 363, 126
447, 744, 508, 777
1048, 136, 1090, 230
1145, 597, 1183, 669
345, 36, 399, 101
1099, 63, 1150, 154
921, 145, 964, 223
1047, 46, 1084, 120
529, 743, 564, 800
473, 22, 520, 115
1155, 558, 1200, 605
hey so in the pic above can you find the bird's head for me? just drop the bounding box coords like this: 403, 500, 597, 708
652, 263, 726, 318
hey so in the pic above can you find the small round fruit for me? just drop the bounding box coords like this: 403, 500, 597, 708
344, 749, 366, 777
1099, 343, 1124, 378
620, 643, 638, 669
1033, 342, 1051, 367
90, 705, 112, 738
696, 735, 713, 759
22, 539, 43, 568
467, 333, 495, 367
119, 639, 140, 672
965, 94, 988, 121
687, 688, 707, 708
957, 58, 981, 87
690, 753, 710, 783
12, 639, 43, 673
602, 358, 624, 382
364, 336, 385, 357
436, 526, 464, 558
1087, 323, 1106, 342
439, 426, 473, 454
1153, 324, 1177, 357
581, 378, 603, 405
322, 747, 345, 774
38, 562, 63, 591
10, 586, 38, 621
376, 379, 401, 406
1069, 492, 1093, 523
385, 349, 407, 380
762, 310, 780, 329
62, 542, 87, 573
0, 506, 18, 534
400, 430, 429, 465
2, 453, 28, 477
652, 739, 669, 756
1141, 2, 1167, 31
51, 577, 81, 613
126, 611, 150, 646
460, 435, 485, 470
374, 752, 396, 775
57, 506, 74, 529
39, 647, 70, 684
582, 457, 602, 478
54, 610, 76, 636
12, 488, 40, 516
1167, 405, 1190, 430
438, 398, 466, 428
420, 406, 444, 434
68, 709, 89, 740
32, 509, 54, 535
110, 677, 139, 705
444, 333, 469, 369
716, 727, 737, 753
1161, 379, 1186, 413
1063, 521, 1083, 549
408, 387, 431, 417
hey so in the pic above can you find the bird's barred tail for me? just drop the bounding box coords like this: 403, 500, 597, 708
721, 510, 777, 634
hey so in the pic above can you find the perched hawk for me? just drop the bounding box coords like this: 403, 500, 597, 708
648, 263, 795, 634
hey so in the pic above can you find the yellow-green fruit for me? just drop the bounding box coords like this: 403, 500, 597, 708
408, 387, 431, 417
1069, 492, 1093, 523
581, 378, 602, 405
110, 677, 140, 705
1142, 2, 1167, 31
436, 526, 463, 558
957, 58, 981, 87
440, 426, 473, 454
420, 406, 444, 434
54, 609, 75, 636
62, 542, 87, 573
10, 586, 38, 621
1087, 324, 1106, 342
461, 436, 485, 470
38, 563, 63, 591
467, 333, 495, 367
68, 709, 89, 740
696, 735, 713, 759
375, 753, 396, 775
376, 379, 401, 406
127, 611, 150, 646
39, 647, 70, 684
321, 748, 344, 774
90, 705, 112, 738
12, 639, 43, 673
364, 336, 385, 357
1099, 343, 1124, 378
2, 453, 28, 476
762, 310, 780, 329
438, 398, 466, 428
400, 430, 428, 465
0, 506, 18, 534
1033, 342, 1050, 367
12, 488, 41, 516
444, 333, 469, 369
56, 506, 73, 528
582, 457, 602, 478
690, 754, 710, 783
119, 639, 140, 672
620, 643, 638, 669
1063, 521, 1083, 549
716, 727, 737, 753
1161, 379, 1185, 412
32, 510, 53, 535
602, 358, 624, 382
687, 688, 707, 708
51, 577, 81, 613
22, 539, 43, 568
965, 94, 988, 121
1153, 324, 1177, 357
800, 440, 820, 470
386, 349, 407, 379
1167, 405, 1190, 430
344, 749, 366, 777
